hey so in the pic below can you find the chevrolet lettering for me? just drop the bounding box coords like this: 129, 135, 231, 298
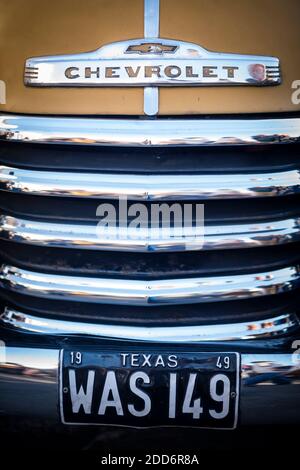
24, 38, 281, 88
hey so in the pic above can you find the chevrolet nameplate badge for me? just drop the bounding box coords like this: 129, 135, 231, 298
24, 38, 281, 87
24, 0, 281, 116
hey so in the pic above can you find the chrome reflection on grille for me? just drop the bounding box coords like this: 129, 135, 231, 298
0, 264, 299, 306
0, 114, 300, 146
1, 309, 298, 342
1, 215, 300, 252
1, 165, 300, 199
0, 114, 299, 340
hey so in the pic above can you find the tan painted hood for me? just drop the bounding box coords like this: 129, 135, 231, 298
0, 0, 299, 115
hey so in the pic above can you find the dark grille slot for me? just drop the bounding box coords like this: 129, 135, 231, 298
0, 141, 300, 173
0, 240, 299, 278
1, 288, 298, 326
0, 192, 299, 222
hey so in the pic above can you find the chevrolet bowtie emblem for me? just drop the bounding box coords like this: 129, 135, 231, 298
125, 42, 178, 54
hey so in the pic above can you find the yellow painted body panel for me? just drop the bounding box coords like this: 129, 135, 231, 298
0, 0, 299, 115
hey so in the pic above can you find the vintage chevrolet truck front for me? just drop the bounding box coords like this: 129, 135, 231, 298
0, 0, 299, 445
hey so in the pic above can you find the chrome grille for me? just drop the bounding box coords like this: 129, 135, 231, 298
0, 114, 299, 341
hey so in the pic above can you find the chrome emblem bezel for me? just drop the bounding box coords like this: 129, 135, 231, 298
24, 0, 281, 116
24, 38, 281, 88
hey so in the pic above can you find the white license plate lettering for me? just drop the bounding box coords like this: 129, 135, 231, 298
61, 351, 239, 429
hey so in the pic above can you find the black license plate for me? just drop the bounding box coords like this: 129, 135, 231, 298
60, 349, 240, 429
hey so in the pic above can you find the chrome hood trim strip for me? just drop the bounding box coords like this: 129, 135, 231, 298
1, 309, 298, 342
143, 0, 160, 115
0, 265, 299, 306
1, 215, 300, 252
1, 165, 299, 200
0, 114, 300, 146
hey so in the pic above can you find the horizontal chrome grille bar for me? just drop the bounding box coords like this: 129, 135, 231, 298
1, 215, 300, 252
1, 165, 299, 200
0, 114, 300, 146
1, 308, 298, 342
0, 264, 299, 306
